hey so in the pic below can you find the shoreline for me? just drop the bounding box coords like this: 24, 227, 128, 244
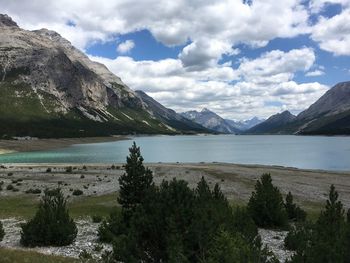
0, 136, 129, 154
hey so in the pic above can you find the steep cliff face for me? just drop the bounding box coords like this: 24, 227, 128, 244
0, 14, 174, 137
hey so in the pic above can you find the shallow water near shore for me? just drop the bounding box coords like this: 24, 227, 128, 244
0, 135, 350, 171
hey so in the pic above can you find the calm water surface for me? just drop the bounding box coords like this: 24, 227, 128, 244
0, 135, 350, 171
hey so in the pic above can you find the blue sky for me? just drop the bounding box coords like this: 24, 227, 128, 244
1, 0, 350, 119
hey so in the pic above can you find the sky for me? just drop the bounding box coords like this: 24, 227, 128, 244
1, 0, 350, 120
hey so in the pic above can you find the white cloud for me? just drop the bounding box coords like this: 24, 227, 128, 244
0, 0, 310, 55
117, 40, 135, 54
305, 69, 325, 76
90, 47, 328, 120
311, 8, 350, 55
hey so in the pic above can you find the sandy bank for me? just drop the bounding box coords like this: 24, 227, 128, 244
0, 136, 128, 154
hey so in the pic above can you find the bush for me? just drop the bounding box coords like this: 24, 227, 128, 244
6, 184, 14, 191
80, 175, 85, 179
25, 188, 42, 194
91, 215, 103, 223
247, 173, 288, 228
285, 192, 306, 222
0, 221, 5, 241
284, 222, 312, 251
46, 167, 52, 173
72, 189, 83, 196
20, 188, 77, 247
65, 166, 73, 173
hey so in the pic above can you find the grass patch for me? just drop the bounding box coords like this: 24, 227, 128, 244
68, 193, 119, 218
0, 193, 119, 219
0, 248, 79, 263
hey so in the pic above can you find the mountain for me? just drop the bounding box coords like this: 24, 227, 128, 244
293, 81, 350, 135
0, 14, 202, 138
135, 91, 210, 133
224, 117, 264, 131
244, 81, 350, 135
245, 111, 296, 134
181, 108, 241, 134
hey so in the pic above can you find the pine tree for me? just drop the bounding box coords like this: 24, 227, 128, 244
247, 173, 287, 228
309, 184, 346, 262
285, 191, 306, 222
20, 188, 77, 247
118, 142, 153, 213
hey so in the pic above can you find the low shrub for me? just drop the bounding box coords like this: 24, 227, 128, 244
46, 168, 52, 173
0, 221, 5, 241
7, 172, 13, 176
6, 184, 14, 191
25, 188, 42, 194
20, 188, 77, 247
80, 175, 85, 179
91, 215, 103, 223
72, 189, 83, 196
65, 166, 73, 173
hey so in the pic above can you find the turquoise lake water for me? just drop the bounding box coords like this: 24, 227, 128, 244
0, 135, 350, 171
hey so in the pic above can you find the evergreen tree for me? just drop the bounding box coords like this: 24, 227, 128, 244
308, 184, 346, 262
118, 142, 153, 214
285, 191, 306, 222
248, 174, 287, 228
20, 188, 77, 247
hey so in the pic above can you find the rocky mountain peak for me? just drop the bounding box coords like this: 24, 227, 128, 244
0, 14, 18, 28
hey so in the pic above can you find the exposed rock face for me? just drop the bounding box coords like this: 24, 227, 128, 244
0, 15, 142, 119
245, 111, 296, 134
181, 108, 241, 134
0, 14, 193, 137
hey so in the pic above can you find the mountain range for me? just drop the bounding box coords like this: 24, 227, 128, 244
180, 108, 264, 134
245, 81, 350, 135
0, 14, 209, 138
1, 14, 349, 138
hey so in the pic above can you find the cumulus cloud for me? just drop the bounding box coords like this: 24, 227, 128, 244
117, 40, 135, 54
311, 8, 350, 55
0, 0, 332, 119
305, 69, 325, 76
90, 47, 328, 120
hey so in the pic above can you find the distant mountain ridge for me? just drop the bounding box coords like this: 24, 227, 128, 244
245, 111, 296, 134
180, 108, 262, 134
245, 81, 350, 135
135, 91, 210, 133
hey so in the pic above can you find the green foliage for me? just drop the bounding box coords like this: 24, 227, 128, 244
284, 222, 313, 251
0, 221, 4, 241
248, 174, 288, 228
117, 142, 153, 214
285, 192, 306, 222
72, 189, 83, 196
91, 215, 103, 223
287, 185, 350, 263
101, 144, 275, 262
20, 188, 77, 247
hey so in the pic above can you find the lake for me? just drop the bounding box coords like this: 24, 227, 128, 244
0, 135, 350, 171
